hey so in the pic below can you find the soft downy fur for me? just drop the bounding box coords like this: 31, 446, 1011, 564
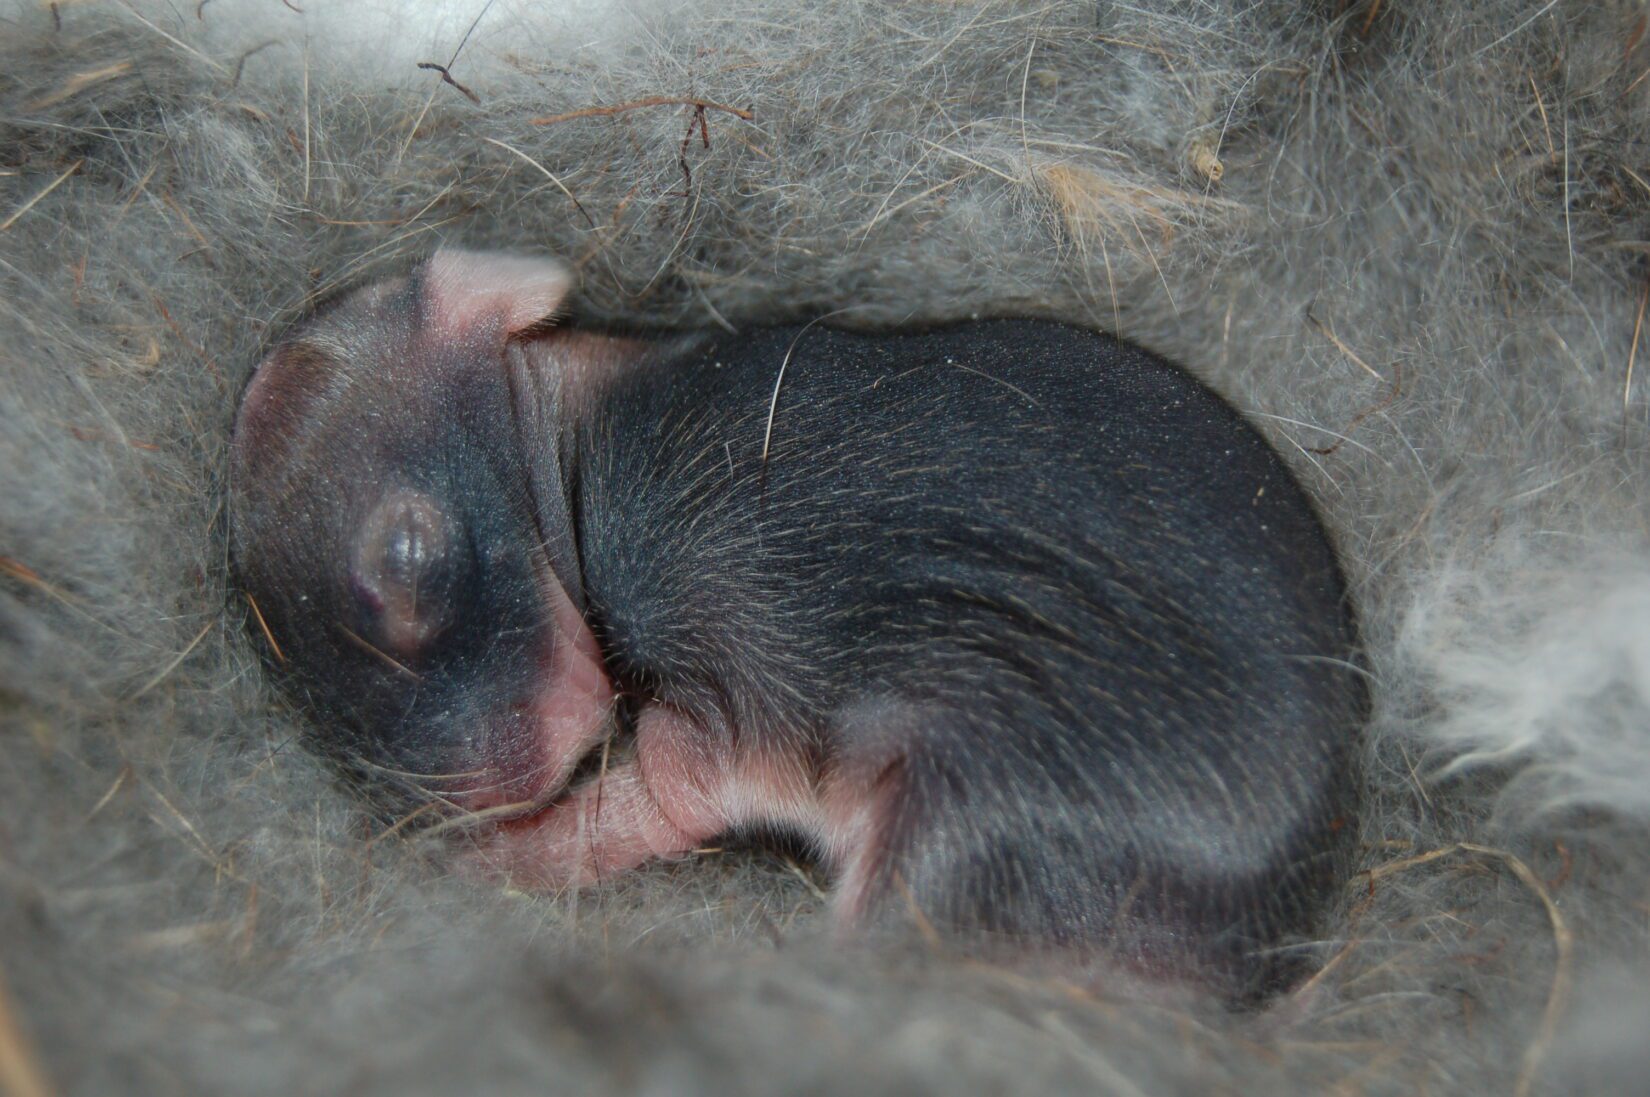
2, 0, 1648, 1092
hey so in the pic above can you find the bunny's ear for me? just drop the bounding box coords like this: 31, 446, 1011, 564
419, 248, 575, 342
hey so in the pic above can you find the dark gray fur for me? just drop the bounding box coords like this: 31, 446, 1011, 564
576, 320, 1362, 994
232, 253, 1362, 999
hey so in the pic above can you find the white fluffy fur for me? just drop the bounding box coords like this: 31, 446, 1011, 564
3, 0, 1648, 1092
1402, 548, 1650, 821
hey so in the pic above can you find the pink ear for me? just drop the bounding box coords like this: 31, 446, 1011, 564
421, 248, 574, 341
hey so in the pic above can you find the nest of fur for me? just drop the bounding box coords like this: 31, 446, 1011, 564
3, 0, 1649, 1092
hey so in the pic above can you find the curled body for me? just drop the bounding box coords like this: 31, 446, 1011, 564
231, 250, 1364, 1002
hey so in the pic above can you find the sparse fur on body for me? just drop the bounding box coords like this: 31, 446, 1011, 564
3, 0, 1650, 1093
231, 255, 1365, 1001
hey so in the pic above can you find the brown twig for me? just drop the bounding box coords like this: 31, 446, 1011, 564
416, 62, 480, 105
86, 765, 133, 821
1545, 840, 1573, 891
1291, 875, 1379, 1002
129, 619, 214, 700
26, 61, 133, 110
890, 871, 944, 951
1, 160, 83, 232
670, 103, 711, 197
1305, 312, 1402, 455
531, 95, 754, 127
1308, 312, 1385, 382
1308, 362, 1402, 455
336, 623, 420, 681
0, 960, 54, 1097
1359, 0, 1384, 36
1624, 279, 1648, 445
1357, 843, 1573, 1097
0, 555, 79, 606
153, 294, 222, 384
244, 592, 286, 664
482, 137, 596, 228
231, 41, 278, 89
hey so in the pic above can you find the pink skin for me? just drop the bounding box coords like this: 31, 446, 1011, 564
486, 705, 729, 887
455, 569, 618, 817
422, 249, 897, 923
423, 249, 573, 339
481, 697, 890, 926
477, 638, 905, 928
409, 251, 744, 871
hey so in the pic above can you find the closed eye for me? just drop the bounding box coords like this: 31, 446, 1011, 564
351, 488, 470, 659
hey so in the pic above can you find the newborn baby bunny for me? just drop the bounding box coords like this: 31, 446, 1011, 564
230, 249, 1365, 1002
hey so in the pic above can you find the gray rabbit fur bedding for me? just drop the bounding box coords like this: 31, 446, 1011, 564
2, 1, 1648, 1092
